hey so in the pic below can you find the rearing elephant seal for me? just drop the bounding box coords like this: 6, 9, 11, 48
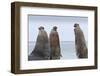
49, 26, 62, 60
28, 26, 50, 60
74, 23, 88, 58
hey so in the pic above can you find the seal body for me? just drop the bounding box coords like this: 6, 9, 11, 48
28, 26, 50, 60
49, 26, 61, 60
74, 23, 88, 58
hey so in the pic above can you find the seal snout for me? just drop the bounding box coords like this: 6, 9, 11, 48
53, 26, 57, 31
74, 25, 77, 27
74, 23, 79, 27
39, 26, 44, 30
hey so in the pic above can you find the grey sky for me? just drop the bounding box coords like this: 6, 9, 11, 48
28, 15, 88, 42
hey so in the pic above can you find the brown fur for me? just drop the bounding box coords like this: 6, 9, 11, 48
29, 26, 50, 60
49, 26, 61, 59
74, 23, 88, 58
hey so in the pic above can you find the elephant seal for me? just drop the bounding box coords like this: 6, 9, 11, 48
49, 26, 62, 60
74, 23, 88, 58
28, 26, 50, 60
